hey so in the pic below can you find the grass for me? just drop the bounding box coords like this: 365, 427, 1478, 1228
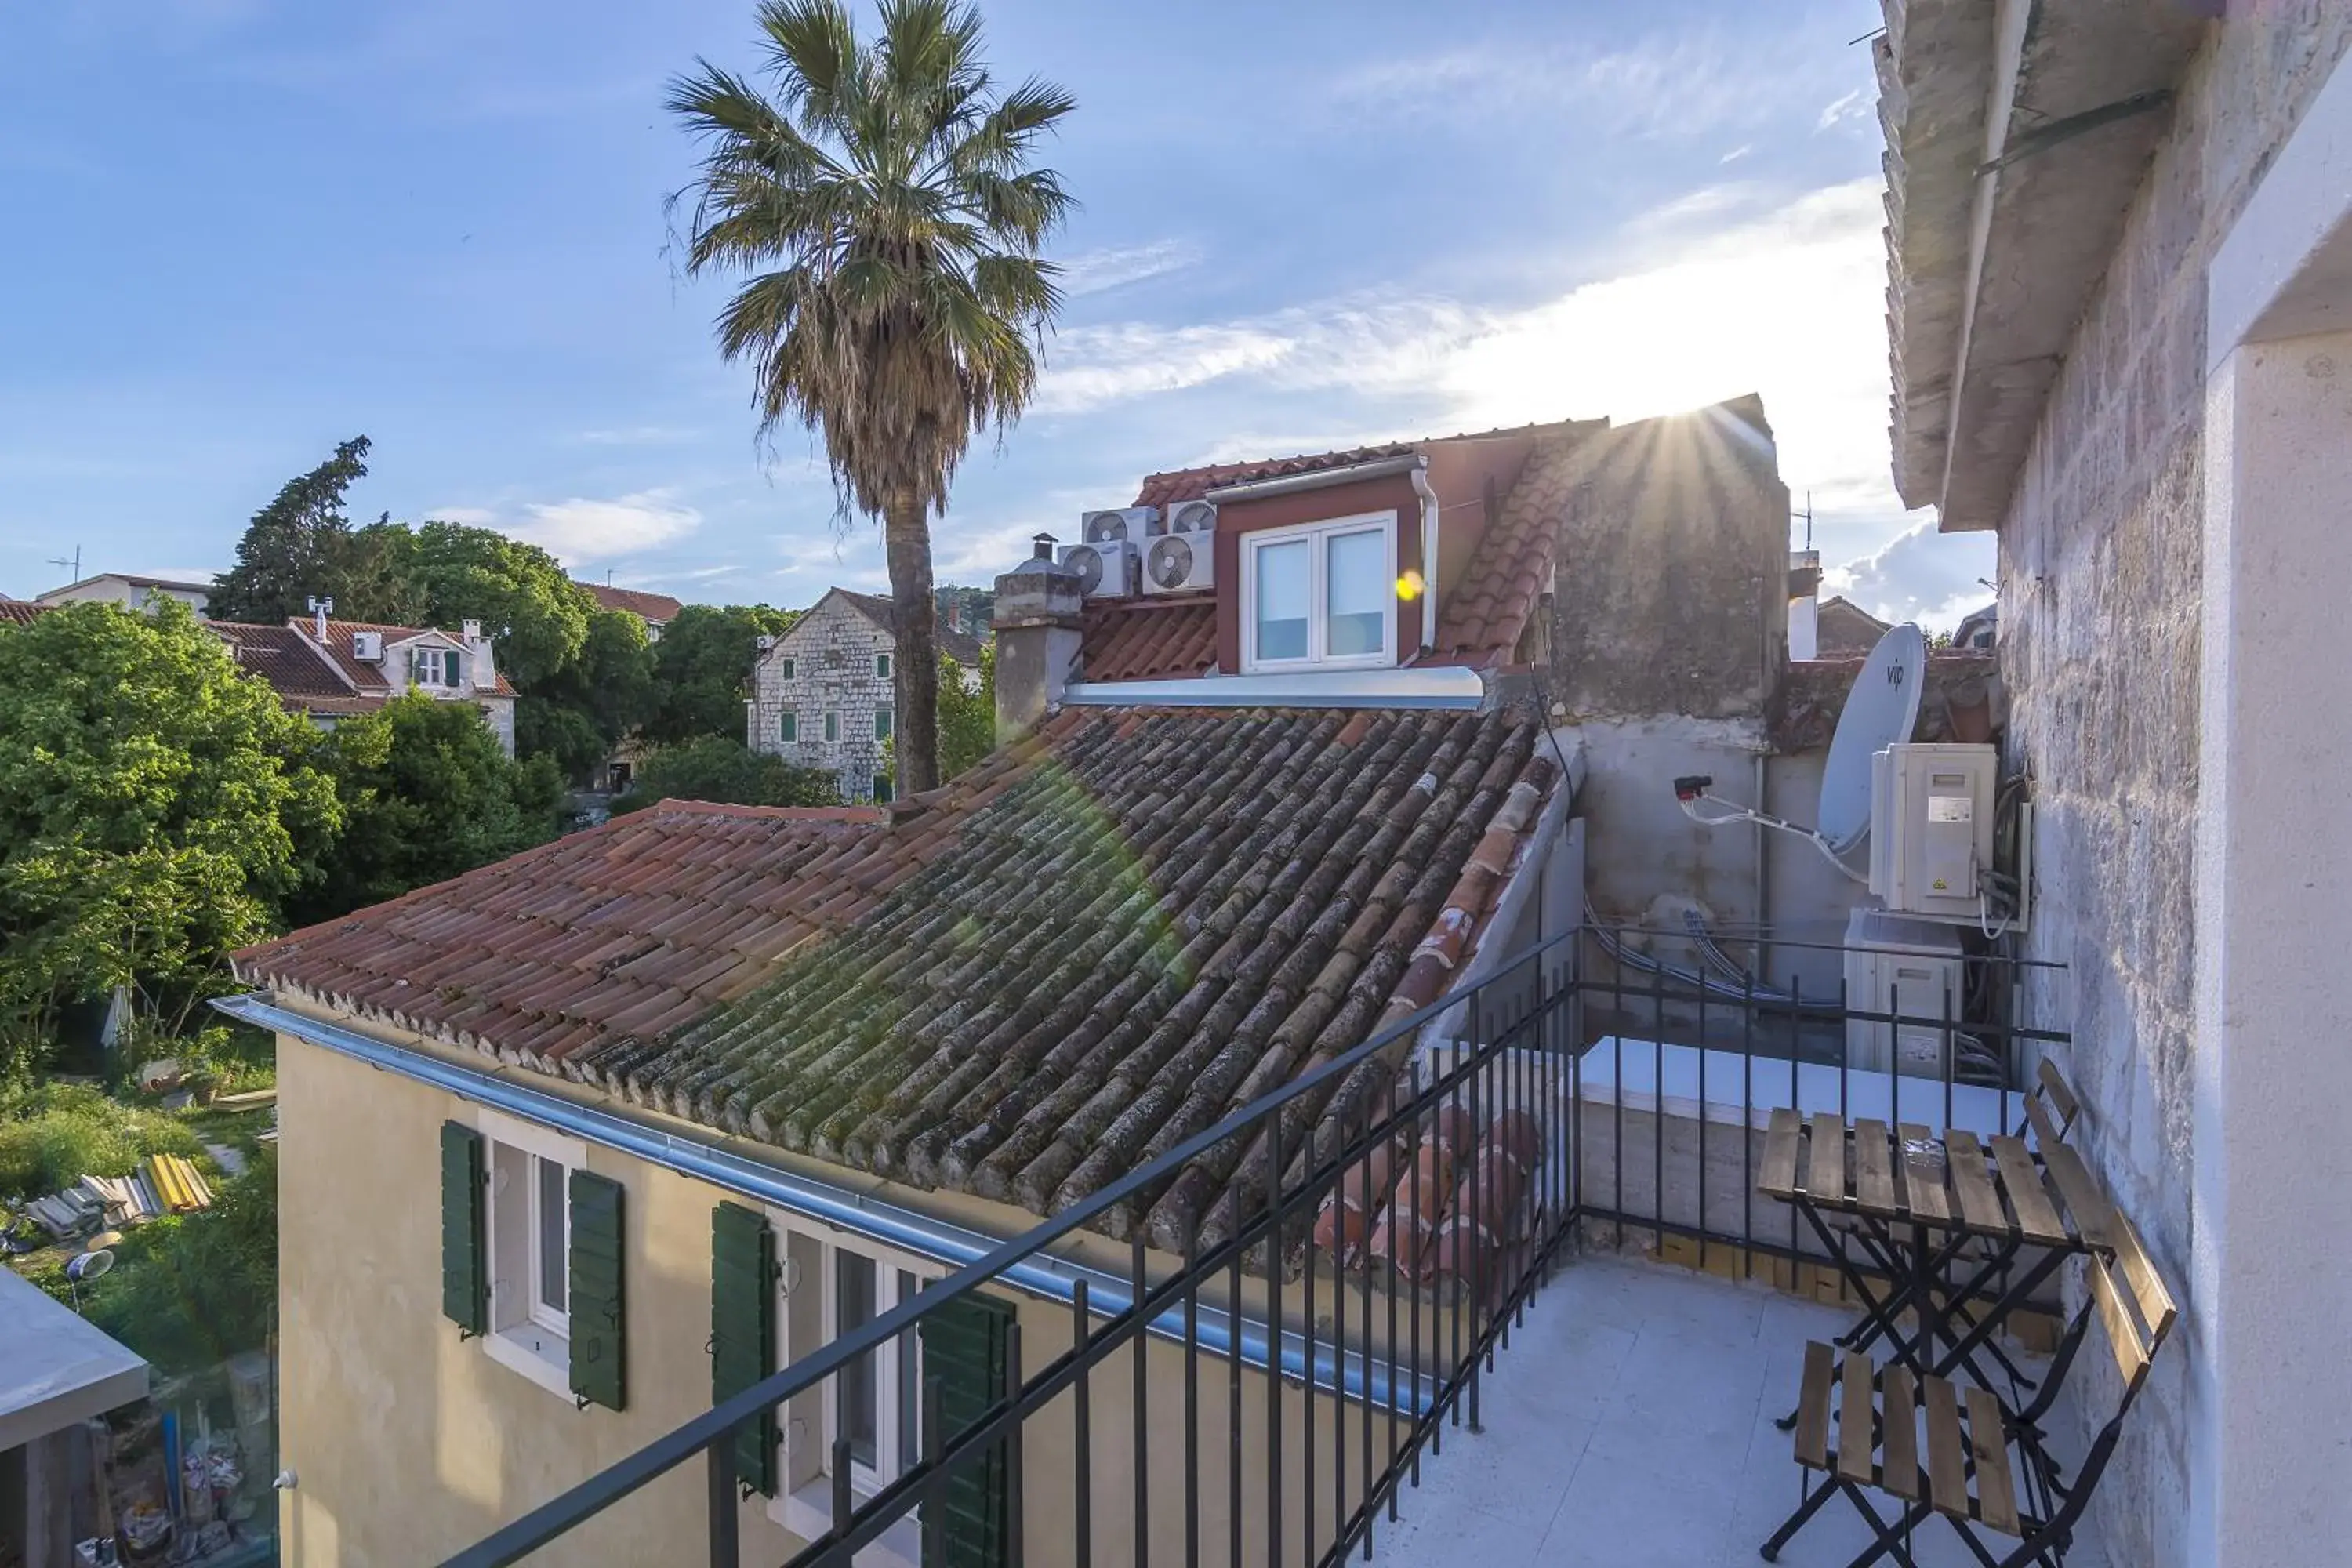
0, 1081, 209, 1200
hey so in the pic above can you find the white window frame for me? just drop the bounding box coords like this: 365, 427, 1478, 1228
1239, 510, 1399, 673
766, 1218, 934, 1567
873, 705, 893, 743
475, 1107, 587, 1400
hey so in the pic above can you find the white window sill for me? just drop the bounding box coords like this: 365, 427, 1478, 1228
775, 1483, 920, 1568
481, 1321, 573, 1401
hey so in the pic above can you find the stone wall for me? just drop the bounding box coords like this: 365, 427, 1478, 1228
746, 594, 896, 801
1991, 14, 2352, 1563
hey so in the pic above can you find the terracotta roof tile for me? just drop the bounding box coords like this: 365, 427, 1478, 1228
1134, 445, 1418, 510
1079, 599, 1218, 682
207, 621, 356, 702
578, 582, 685, 622
0, 601, 53, 626
1428, 431, 1595, 666
237, 706, 1562, 1239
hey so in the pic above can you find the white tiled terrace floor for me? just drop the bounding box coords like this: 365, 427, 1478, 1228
1367, 1254, 2109, 1568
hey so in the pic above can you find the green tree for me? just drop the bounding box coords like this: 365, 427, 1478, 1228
208, 437, 420, 626
610, 736, 842, 815
390, 521, 593, 688
645, 603, 797, 746
519, 610, 659, 781
667, 0, 1075, 796
297, 695, 559, 924
938, 642, 995, 782
0, 604, 339, 1063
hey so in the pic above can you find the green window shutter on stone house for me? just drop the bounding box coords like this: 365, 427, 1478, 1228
920, 1292, 1016, 1568
439, 1122, 487, 1336
568, 1171, 627, 1411
710, 1202, 780, 1496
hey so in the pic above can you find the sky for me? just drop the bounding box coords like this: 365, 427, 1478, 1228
0, 0, 1994, 626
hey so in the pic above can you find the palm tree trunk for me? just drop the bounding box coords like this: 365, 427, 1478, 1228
884, 492, 941, 796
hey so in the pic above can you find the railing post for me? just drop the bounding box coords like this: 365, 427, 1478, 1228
706, 1438, 738, 1568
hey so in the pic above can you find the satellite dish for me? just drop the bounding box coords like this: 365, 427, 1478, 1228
1817, 622, 1928, 855
68, 1247, 114, 1282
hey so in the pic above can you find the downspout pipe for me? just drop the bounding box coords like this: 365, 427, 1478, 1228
214, 993, 1432, 1415
1410, 461, 1440, 652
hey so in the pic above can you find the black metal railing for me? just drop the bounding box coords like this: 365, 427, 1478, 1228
441, 923, 2067, 1568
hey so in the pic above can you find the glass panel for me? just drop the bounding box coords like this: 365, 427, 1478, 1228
1326, 529, 1388, 658
535, 1156, 567, 1316
837, 1253, 877, 1468
825, 712, 840, 742
896, 1270, 920, 1472
1254, 539, 1310, 661
874, 706, 893, 742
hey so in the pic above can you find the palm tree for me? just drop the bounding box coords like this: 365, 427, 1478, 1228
668, 0, 1075, 795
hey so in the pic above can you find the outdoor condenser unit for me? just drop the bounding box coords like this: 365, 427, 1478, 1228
1842, 908, 1965, 1080
1867, 742, 1998, 921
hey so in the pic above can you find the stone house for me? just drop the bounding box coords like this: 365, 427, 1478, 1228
745, 588, 985, 803
1878, 5, 2352, 1563
576, 579, 684, 642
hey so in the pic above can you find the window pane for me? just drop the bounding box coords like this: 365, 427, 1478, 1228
837, 1254, 877, 1468
1326, 529, 1388, 657
780, 713, 797, 742
874, 706, 893, 742
825, 712, 840, 742
1254, 539, 1310, 661
875, 652, 891, 680
896, 1270, 920, 1472
535, 1156, 567, 1316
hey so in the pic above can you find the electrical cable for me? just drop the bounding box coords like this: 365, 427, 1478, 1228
1675, 789, 1869, 886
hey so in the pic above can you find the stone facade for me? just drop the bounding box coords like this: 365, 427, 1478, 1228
746, 591, 903, 802
1984, 14, 2352, 1563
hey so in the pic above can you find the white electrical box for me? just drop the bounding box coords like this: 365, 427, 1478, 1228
1868, 742, 1998, 920
1842, 909, 1966, 1080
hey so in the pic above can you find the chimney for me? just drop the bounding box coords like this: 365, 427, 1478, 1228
464, 621, 498, 691
991, 535, 1080, 742
307, 596, 333, 643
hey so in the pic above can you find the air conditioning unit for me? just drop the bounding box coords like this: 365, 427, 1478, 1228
1842, 909, 1965, 1080
1152, 499, 1218, 537
1058, 541, 1135, 599
350, 631, 383, 662
1080, 507, 1158, 546
1868, 743, 1998, 920
755, 634, 776, 652
1142, 531, 1214, 594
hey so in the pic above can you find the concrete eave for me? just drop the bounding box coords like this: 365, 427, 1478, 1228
1881, 0, 2211, 532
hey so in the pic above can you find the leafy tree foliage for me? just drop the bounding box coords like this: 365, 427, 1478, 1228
79, 1147, 279, 1377
390, 521, 594, 688
938, 643, 996, 782
294, 695, 561, 924
610, 736, 842, 816
644, 604, 798, 746
208, 437, 420, 626
0, 604, 338, 1061
517, 610, 659, 780
667, 0, 1074, 793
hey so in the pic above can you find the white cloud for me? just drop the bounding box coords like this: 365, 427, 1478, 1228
431, 490, 702, 568
1060, 240, 1203, 299
1816, 87, 1870, 132
1824, 521, 1996, 631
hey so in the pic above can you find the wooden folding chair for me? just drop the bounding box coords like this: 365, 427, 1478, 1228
1762, 1204, 2175, 1568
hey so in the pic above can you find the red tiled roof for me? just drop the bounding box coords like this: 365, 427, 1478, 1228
0, 601, 51, 626
209, 621, 357, 703
837, 588, 988, 666
579, 582, 685, 623
307, 619, 519, 698
236, 705, 1562, 1237
1134, 444, 1418, 510
1428, 430, 1595, 666
1079, 599, 1218, 682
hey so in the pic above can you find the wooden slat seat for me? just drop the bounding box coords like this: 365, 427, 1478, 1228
1792, 1342, 2023, 1534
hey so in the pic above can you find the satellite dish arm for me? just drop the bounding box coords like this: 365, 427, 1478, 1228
1672, 776, 1868, 886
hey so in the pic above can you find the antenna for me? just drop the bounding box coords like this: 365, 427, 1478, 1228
47, 546, 81, 583
1672, 622, 1928, 882
1791, 492, 1813, 552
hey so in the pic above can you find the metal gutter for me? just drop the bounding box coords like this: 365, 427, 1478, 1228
1203, 452, 1425, 503
216, 993, 1431, 1414
1062, 664, 1483, 710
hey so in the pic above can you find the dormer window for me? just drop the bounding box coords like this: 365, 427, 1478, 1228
408, 647, 463, 688
1240, 512, 1397, 673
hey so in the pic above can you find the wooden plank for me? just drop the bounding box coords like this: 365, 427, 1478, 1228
1805, 1112, 1849, 1204
1838, 1349, 1877, 1486
1963, 1385, 2020, 1534
1990, 1136, 2069, 1247
2024, 1090, 2065, 1152
1921, 1375, 1969, 1519
1759, 1108, 1802, 1199
1852, 1119, 1898, 1216
2088, 1254, 2151, 1386
1942, 1130, 2010, 1236
1881, 1365, 1920, 1500
2108, 1207, 2178, 1342
1896, 1124, 1950, 1226
2039, 1142, 2114, 1247
1793, 1340, 1835, 1471
2037, 1058, 2080, 1129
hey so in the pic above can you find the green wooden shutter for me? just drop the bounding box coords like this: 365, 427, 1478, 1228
920, 1291, 1015, 1568
438, 1122, 487, 1336
568, 1171, 627, 1411
710, 1203, 779, 1495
